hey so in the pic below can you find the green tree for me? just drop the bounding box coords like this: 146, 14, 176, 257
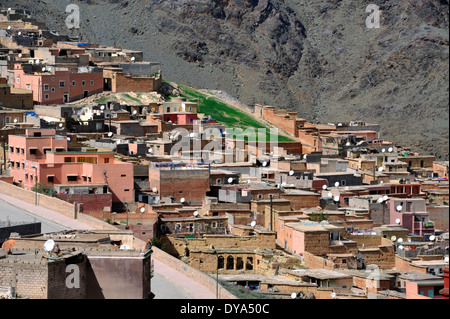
31, 183, 57, 197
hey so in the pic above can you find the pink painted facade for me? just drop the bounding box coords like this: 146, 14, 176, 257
405, 281, 444, 299
8, 129, 133, 203
163, 113, 198, 125
13, 64, 103, 105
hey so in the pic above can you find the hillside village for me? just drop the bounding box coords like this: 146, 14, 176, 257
0, 8, 448, 300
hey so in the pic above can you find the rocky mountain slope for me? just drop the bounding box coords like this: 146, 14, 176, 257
4, 0, 449, 159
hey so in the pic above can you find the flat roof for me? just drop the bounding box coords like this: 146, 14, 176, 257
289, 269, 352, 280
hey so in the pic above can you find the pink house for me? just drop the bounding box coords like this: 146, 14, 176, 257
9, 129, 133, 204
13, 63, 103, 105
389, 198, 435, 240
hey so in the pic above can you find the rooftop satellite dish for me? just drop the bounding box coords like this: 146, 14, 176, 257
381, 148, 386, 153
378, 167, 384, 172
2, 240, 16, 253
42, 67, 46, 72
13, 118, 18, 123
148, 148, 153, 153
108, 132, 113, 137
58, 123, 64, 128
120, 244, 130, 250
388, 147, 393, 152
390, 236, 397, 242
337, 123, 342, 126
291, 292, 297, 299
193, 211, 199, 217
100, 105, 105, 110
18, 32, 22, 36
189, 132, 195, 138
247, 180, 251, 184
250, 221, 256, 227
429, 235, 435, 241
334, 182, 339, 187
44, 239, 55, 252
152, 187, 157, 193
281, 182, 287, 187
444, 256, 449, 263
396, 205, 403, 212
133, 110, 137, 115
398, 245, 404, 250
228, 177, 233, 183
383, 195, 388, 201
346, 142, 351, 146
377, 197, 384, 204
327, 192, 333, 197
395, 218, 401, 224
303, 154, 307, 160
67, 137, 71, 141
7, 26, 12, 30
344, 186, 349, 191
18, 53, 22, 58
140, 207, 145, 213
262, 161, 267, 167
380, 181, 384, 184
180, 198, 185, 203
35, 59, 39, 64
269, 152, 274, 156
397, 238, 403, 243
331, 292, 337, 298
322, 185, 327, 190
333, 196, 340, 202
131, 57, 136, 62
289, 170, 294, 176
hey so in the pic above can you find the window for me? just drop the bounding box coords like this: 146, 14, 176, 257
47, 176, 54, 183
82, 80, 85, 86
341, 180, 347, 186
44, 84, 49, 91
15, 147, 20, 153
72, 80, 76, 86
5, 117, 10, 124
26, 83, 30, 90
29, 148, 37, 155
11, 162, 14, 168
67, 175, 78, 182
90, 80, 94, 86
124, 189, 130, 192
51, 77, 55, 81
59, 81, 65, 88
121, 174, 126, 177
45, 94, 49, 99
51, 87, 55, 92
104, 158, 110, 164
43, 148, 51, 154
16, 77, 20, 83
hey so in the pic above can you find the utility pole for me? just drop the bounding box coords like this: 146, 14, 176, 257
269, 194, 273, 231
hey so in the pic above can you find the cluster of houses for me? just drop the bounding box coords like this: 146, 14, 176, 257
0, 8, 448, 299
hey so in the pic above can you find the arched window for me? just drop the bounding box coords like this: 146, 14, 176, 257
246, 257, 253, 270
236, 257, 244, 270
218, 256, 224, 269
226, 256, 234, 270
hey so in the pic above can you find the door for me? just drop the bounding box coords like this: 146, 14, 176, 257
84, 90, 89, 98
63, 94, 69, 103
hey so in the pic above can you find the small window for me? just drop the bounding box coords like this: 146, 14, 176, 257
47, 176, 54, 183
72, 80, 76, 86
44, 94, 49, 100
29, 149, 37, 155
59, 81, 65, 88
51, 87, 55, 92
67, 175, 78, 181
121, 174, 126, 177
124, 189, 130, 192
43, 148, 51, 154
82, 80, 86, 86
90, 80, 94, 86
26, 83, 30, 90
44, 84, 49, 91
104, 158, 110, 164
16, 77, 20, 83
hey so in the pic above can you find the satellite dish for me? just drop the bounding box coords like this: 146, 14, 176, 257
250, 221, 256, 227
152, 187, 157, 193
398, 245, 404, 250
35, 59, 39, 64
303, 154, 307, 160
42, 67, 46, 72
7, 26, 12, 30
262, 161, 267, 167
281, 182, 287, 187
322, 185, 327, 190
18, 53, 22, 58
2, 240, 16, 252
289, 170, 294, 176
429, 235, 435, 241
58, 123, 64, 128
131, 57, 136, 62
133, 110, 137, 115
377, 197, 384, 204
247, 180, 251, 184
18, 32, 22, 36
334, 182, 339, 187
189, 133, 195, 138
193, 211, 199, 217
380, 181, 384, 184
108, 132, 113, 137
13, 118, 18, 123
120, 244, 130, 250
100, 105, 105, 110
345, 142, 351, 146
382, 195, 388, 201
44, 239, 55, 252
291, 292, 297, 299
331, 292, 336, 298
444, 256, 449, 263
391, 236, 397, 242
180, 198, 185, 203
388, 147, 393, 152
397, 238, 403, 243
228, 177, 233, 183
344, 186, 349, 191
395, 218, 401, 224
140, 207, 145, 213
327, 192, 333, 197
333, 196, 340, 202
378, 167, 384, 172
67, 137, 71, 141
148, 148, 153, 153
396, 205, 403, 212
337, 123, 342, 126
382, 148, 386, 153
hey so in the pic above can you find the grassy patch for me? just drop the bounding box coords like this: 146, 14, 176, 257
123, 93, 143, 104
179, 85, 293, 142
